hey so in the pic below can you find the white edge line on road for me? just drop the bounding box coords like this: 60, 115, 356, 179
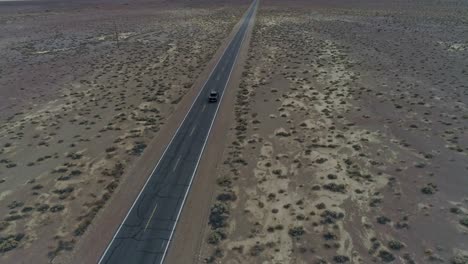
97, 4, 250, 261
159, 1, 257, 263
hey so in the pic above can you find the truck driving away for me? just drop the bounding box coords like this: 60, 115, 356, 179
208, 90, 218, 103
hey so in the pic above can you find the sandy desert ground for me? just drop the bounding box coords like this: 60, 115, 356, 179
201, 0, 468, 263
1, 0, 468, 263
0, 0, 248, 262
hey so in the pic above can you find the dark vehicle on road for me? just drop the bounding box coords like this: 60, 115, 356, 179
208, 90, 218, 103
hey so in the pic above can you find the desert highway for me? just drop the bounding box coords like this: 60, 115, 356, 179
99, 1, 257, 263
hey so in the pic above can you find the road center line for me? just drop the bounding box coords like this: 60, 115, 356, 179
201, 104, 206, 112
189, 124, 197, 136
160, 240, 166, 250
172, 156, 181, 172
144, 203, 158, 231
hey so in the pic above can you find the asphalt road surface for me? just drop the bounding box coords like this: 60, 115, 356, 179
99, 1, 258, 263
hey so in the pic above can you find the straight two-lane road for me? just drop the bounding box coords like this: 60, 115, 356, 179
99, 1, 258, 263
